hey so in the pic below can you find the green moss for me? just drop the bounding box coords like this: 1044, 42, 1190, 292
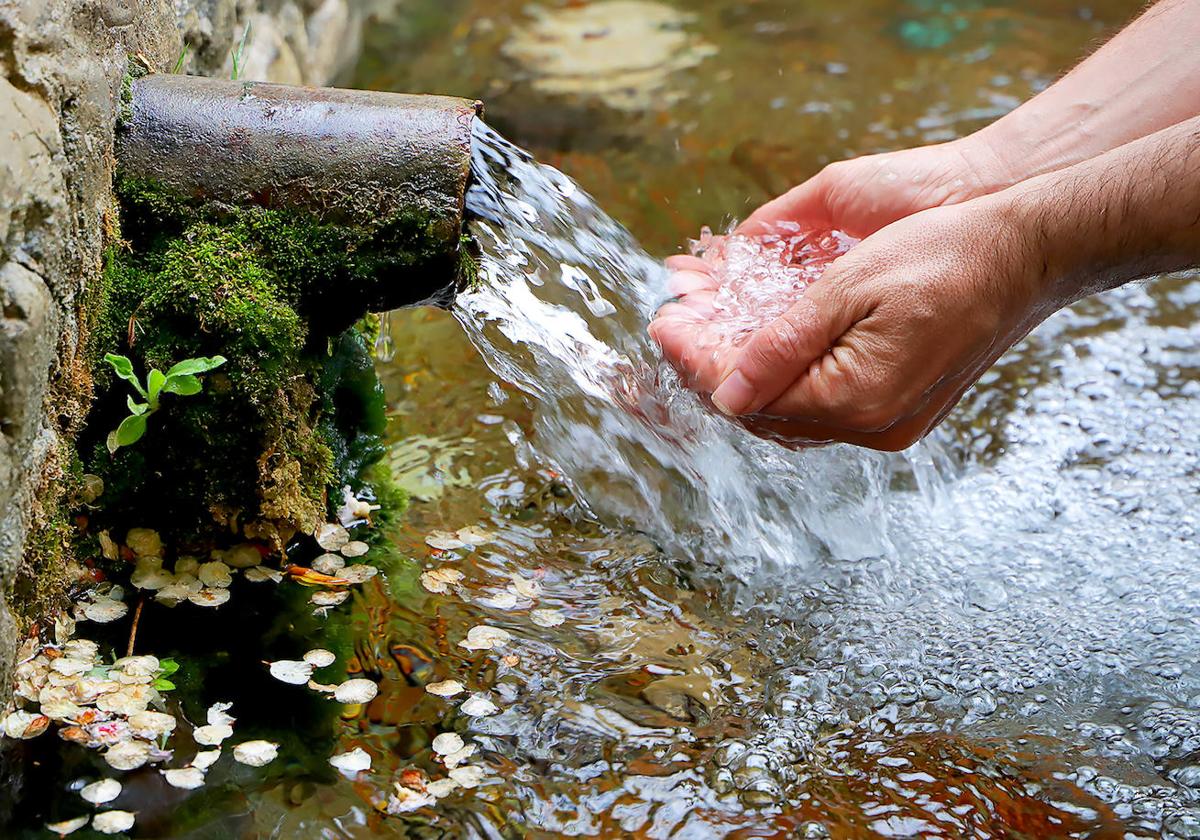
81, 179, 426, 547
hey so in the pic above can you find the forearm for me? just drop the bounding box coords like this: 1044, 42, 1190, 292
1003, 115, 1200, 309
965, 0, 1200, 190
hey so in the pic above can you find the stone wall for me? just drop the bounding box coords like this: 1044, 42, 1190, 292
0, 0, 374, 702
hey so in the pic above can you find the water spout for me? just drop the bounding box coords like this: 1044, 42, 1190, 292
115, 74, 482, 311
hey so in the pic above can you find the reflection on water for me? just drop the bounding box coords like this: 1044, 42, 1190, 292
11, 0, 1200, 837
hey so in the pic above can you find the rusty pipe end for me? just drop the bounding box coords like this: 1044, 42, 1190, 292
115, 74, 482, 312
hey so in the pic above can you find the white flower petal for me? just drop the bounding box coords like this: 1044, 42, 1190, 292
420, 568, 464, 594
310, 590, 349, 607
193, 724, 233, 746
243, 565, 283, 583
103, 740, 151, 771
457, 625, 511, 651
386, 783, 435, 813
443, 743, 477, 769
80, 778, 122, 804
162, 767, 206, 789
339, 565, 378, 585
187, 588, 230, 608
448, 765, 486, 788
190, 749, 221, 770
128, 710, 176, 739
432, 732, 464, 755
92, 810, 136, 834
315, 523, 350, 551
4, 710, 49, 739
508, 575, 542, 600
530, 608, 565, 628
46, 815, 89, 836
303, 649, 336, 668
426, 777, 460, 798
221, 544, 262, 568
425, 679, 465, 698
340, 541, 369, 558
206, 701, 235, 727
332, 678, 378, 704
425, 531, 465, 551
328, 747, 371, 775
459, 694, 499, 717
232, 740, 278, 767
125, 528, 162, 558
455, 526, 494, 545
480, 591, 518, 610
268, 659, 314, 685
197, 561, 233, 589
82, 599, 128, 624
311, 553, 346, 574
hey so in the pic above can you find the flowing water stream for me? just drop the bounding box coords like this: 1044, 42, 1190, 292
9, 1, 1200, 837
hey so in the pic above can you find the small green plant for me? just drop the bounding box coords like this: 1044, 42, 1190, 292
153, 658, 180, 692
230, 22, 252, 81
104, 353, 226, 453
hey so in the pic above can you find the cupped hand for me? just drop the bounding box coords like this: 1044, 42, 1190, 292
737, 137, 1011, 240
651, 197, 1050, 451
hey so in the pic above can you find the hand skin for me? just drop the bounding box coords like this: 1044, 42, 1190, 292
651, 116, 1200, 451
740, 0, 1200, 242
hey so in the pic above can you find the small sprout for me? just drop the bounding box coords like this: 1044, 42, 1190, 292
432, 732, 464, 755
46, 815, 89, 836
233, 740, 279, 767
268, 660, 314, 685
458, 625, 511, 651
333, 678, 378, 704
530, 608, 565, 628
329, 747, 372, 776
302, 649, 336, 668
459, 694, 499, 717
425, 679, 465, 698
92, 810, 137, 834
103, 354, 225, 452
420, 568, 464, 594
340, 541, 369, 558
80, 778, 122, 804
162, 767, 205, 789
314, 523, 350, 551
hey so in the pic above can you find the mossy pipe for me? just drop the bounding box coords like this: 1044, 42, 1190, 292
115, 74, 481, 311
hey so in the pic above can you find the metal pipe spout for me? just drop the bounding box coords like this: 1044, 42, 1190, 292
115, 74, 482, 312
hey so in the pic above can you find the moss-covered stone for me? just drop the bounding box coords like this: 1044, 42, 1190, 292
81, 181, 415, 548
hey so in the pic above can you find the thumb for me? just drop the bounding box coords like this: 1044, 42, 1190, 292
709, 278, 863, 417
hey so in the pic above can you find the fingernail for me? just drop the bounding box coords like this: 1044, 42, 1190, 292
711, 370, 755, 416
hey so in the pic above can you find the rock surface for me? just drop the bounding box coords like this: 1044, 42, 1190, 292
0, 0, 376, 714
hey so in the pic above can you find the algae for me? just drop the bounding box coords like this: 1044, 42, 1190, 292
80, 178, 425, 549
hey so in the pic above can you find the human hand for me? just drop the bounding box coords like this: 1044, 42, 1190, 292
737, 136, 1012, 240
650, 197, 1050, 451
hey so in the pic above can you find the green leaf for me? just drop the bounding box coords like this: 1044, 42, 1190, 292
126, 395, 149, 416
104, 353, 148, 398
162, 374, 202, 396
109, 413, 148, 452
166, 355, 227, 378
152, 678, 176, 692
157, 658, 180, 677
147, 368, 167, 405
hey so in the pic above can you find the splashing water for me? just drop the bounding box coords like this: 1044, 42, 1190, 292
455, 122, 946, 580
688, 223, 858, 343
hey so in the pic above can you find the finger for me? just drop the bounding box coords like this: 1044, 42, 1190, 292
708, 278, 869, 417
649, 314, 727, 390
736, 177, 831, 237
665, 255, 715, 274
666, 269, 719, 296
